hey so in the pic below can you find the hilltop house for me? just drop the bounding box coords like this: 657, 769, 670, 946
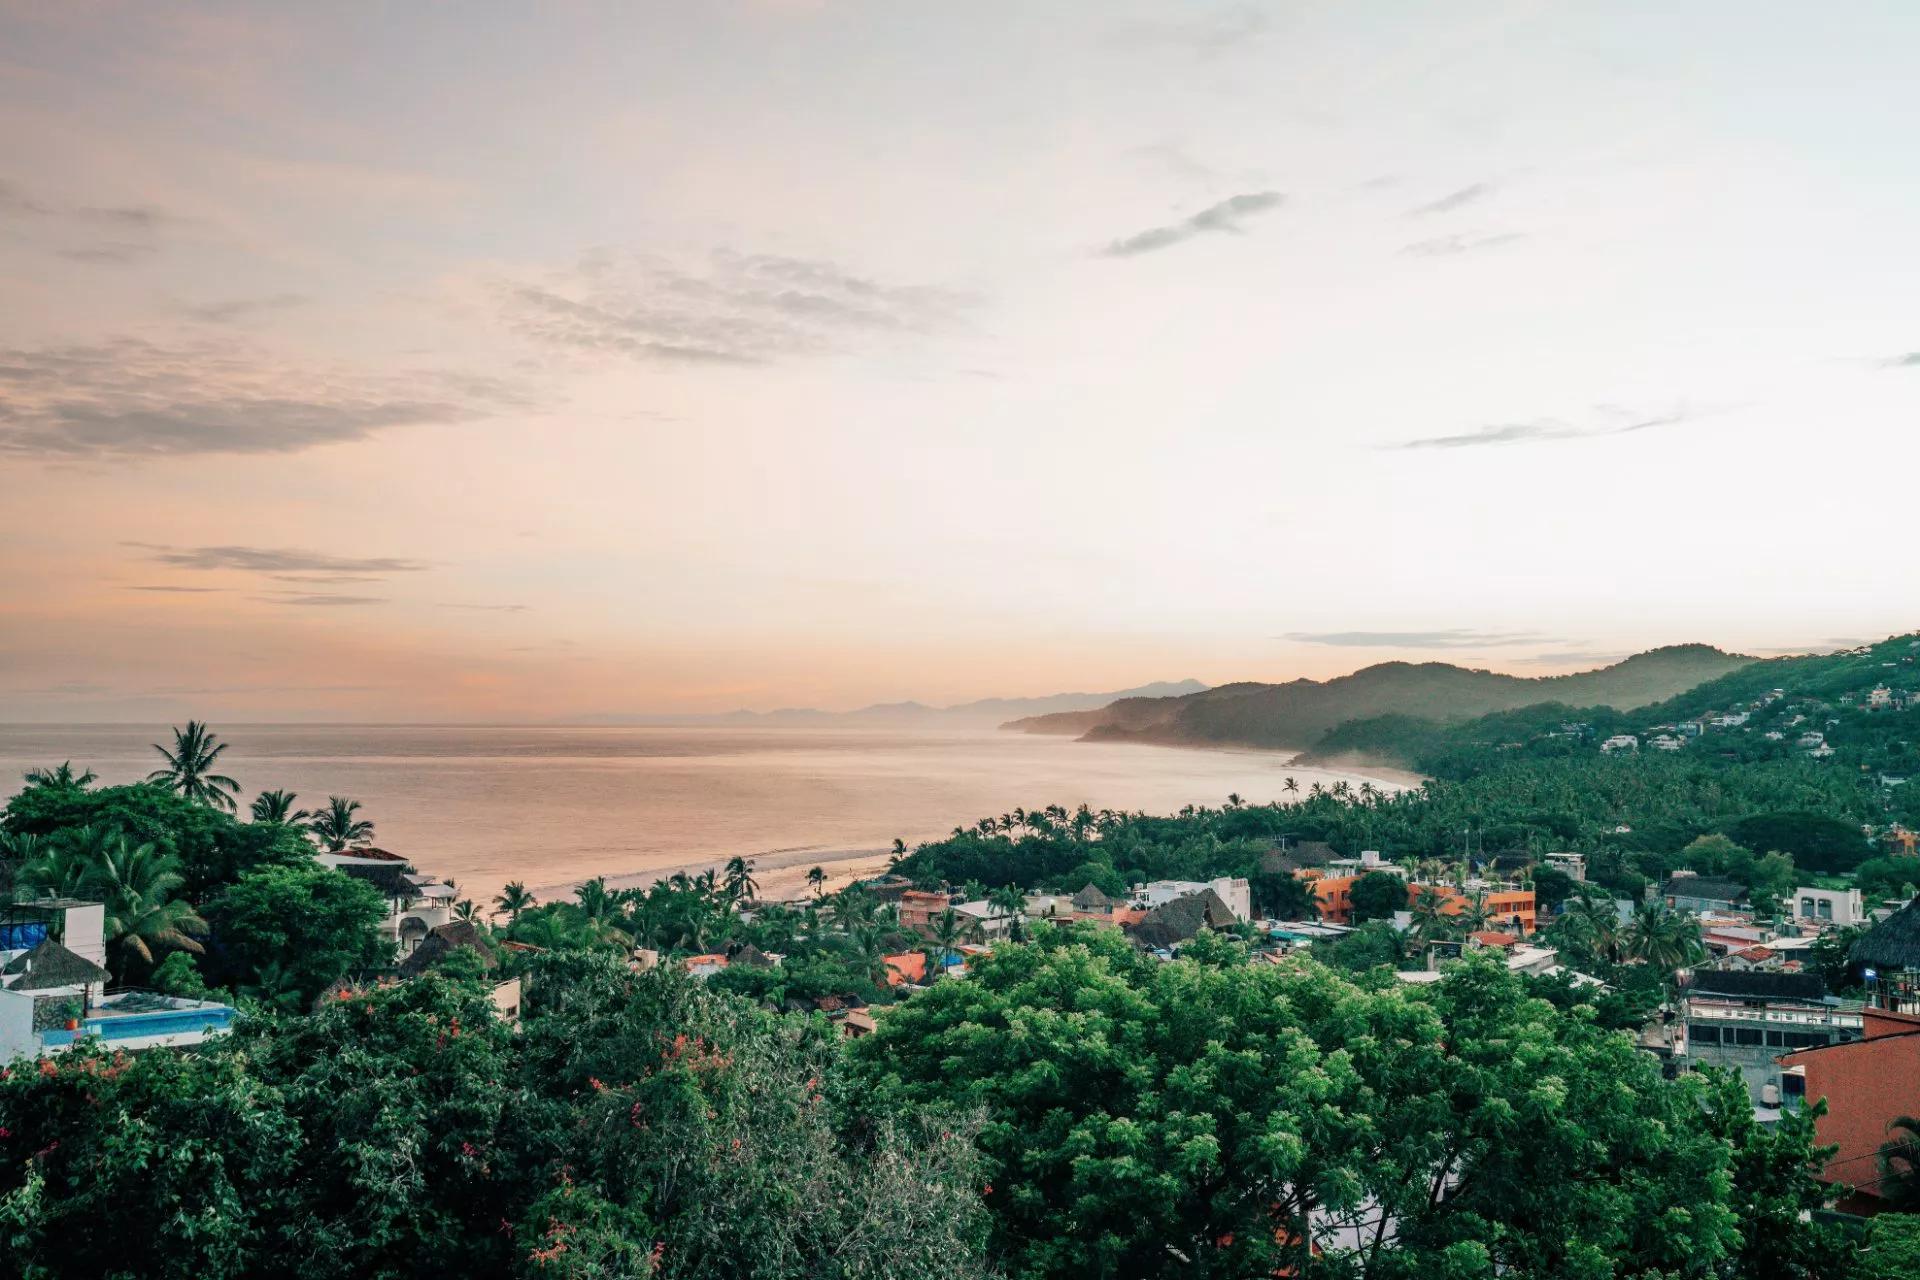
0, 898, 235, 1062
1126, 887, 1239, 953
1663, 874, 1750, 916
1132, 877, 1251, 922
318, 848, 457, 955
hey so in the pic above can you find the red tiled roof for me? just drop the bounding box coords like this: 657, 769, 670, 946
1468, 931, 1520, 948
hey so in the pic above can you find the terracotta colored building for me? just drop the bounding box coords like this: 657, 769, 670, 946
1779, 1007, 1920, 1213
1304, 872, 1535, 932
896, 890, 953, 933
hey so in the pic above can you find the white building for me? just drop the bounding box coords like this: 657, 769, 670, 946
1544, 852, 1587, 882
1, 898, 233, 1063
1601, 735, 1639, 753
319, 848, 456, 954
1133, 877, 1252, 922
1793, 886, 1867, 929
1649, 734, 1684, 751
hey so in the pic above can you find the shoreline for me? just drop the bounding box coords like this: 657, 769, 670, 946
524, 749, 1428, 907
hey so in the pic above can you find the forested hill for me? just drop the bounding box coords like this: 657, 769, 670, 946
1003, 644, 1752, 750
1314, 633, 1920, 776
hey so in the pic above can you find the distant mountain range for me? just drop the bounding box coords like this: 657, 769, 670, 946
578, 680, 1210, 728
1003, 646, 1753, 751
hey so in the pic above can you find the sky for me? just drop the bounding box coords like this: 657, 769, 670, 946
2, 1, 1917, 722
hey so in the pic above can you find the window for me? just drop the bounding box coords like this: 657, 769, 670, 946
1690, 1024, 1722, 1045
1735, 1028, 1765, 1046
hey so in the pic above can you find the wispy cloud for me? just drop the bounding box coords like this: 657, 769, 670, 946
1401, 232, 1525, 257
126, 584, 225, 593
0, 337, 524, 460
1390, 406, 1694, 451
1101, 191, 1284, 257
1409, 183, 1493, 216
182, 293, 310, 324
439, 602, 530, 613
58, 242, 161, 265
1880, 352, 1920, 368
256, 593, 389, 607
1284, 629, 1554, 649
0, 177, 181, 230
130, 543, 430, 575
495, 249, 973, 365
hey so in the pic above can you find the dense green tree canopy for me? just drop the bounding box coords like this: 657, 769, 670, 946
204, 862, 393, 1008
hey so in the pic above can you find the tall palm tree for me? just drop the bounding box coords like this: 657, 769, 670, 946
806, 866, 827, 899
147, 721, 241, 810
722, 856, 760, 904
493, 881, 536, 924
308, 796, 375, 851
23, 761, 96, 789
91, 837, 207, 972
249, 789, 310, 825
453, 899, 479, 923
1283, 777, 1300, 797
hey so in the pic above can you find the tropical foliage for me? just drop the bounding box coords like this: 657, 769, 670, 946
147, 720, 242, 810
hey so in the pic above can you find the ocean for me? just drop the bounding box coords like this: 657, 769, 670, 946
0, 724, 1405, 905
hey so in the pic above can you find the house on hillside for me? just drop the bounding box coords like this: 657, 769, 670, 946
1662, 874, 1750, 916
1126, 888, 1239, 953
1132, 877, 1251, 922
322, 849, 457, 955
896, 890, 953, 933
1794, 887, 1866, 929
1, 899, 235, 1062
1069, 883, 1116, 917
1600, 734, 1638, 753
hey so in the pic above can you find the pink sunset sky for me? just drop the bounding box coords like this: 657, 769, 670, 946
2, 2, 1916, 722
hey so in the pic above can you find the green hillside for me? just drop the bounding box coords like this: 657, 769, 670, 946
1007, 644, 1753, 749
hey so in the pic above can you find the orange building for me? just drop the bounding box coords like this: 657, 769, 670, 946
1301, 871, 1535, 932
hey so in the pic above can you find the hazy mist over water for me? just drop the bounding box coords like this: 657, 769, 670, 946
0, 725, 1402, 902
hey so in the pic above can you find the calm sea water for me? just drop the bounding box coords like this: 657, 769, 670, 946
0, 724, 1399, 903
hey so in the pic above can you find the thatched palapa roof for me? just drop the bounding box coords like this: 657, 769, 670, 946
2, 938, 110, 991
1852, 898, 1920, 973
1127, 888, 1237, 951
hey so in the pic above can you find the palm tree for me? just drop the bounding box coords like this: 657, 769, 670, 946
722, 856, 760, 904
928, 907, 966, 977
1409, 886, 1454, 942
987, 884, 1026, 941
23, 761, 96, 789
249, 789, 310, 825
18, 833, 101, 898
1625, 900, 1704, 971
493, 881, 536, 924
453, 899, 479, 923
1283, 777, 1300, 797
91, 837, 207, 973
890, 838, 907, 866
308, 796, 374, 851
147, 721, 241, 810
1457, 889, 1494, 933
1879, 1115, 1920, 1210
806, 866, 827, 899
1227, 792, 1245, 809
